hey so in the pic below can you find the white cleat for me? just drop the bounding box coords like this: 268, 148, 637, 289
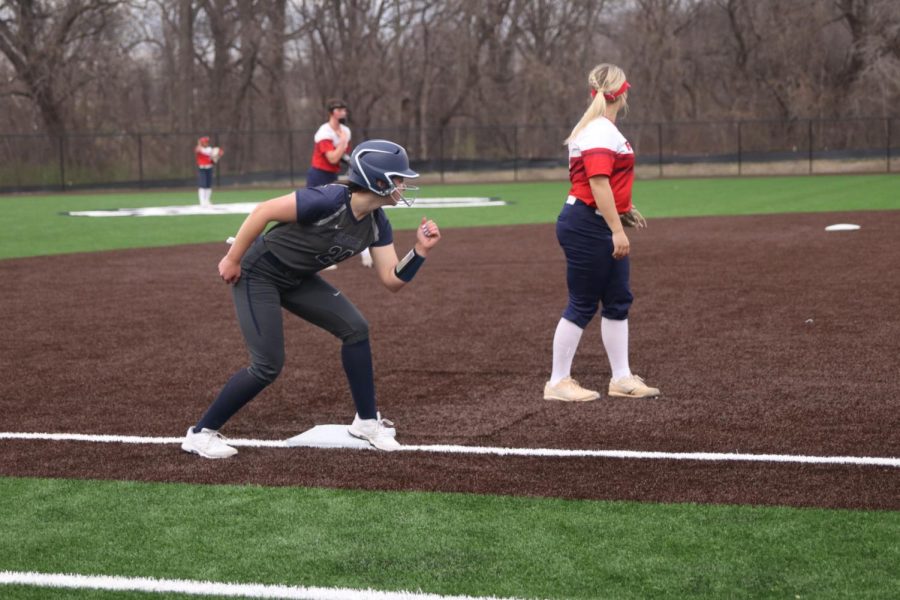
181, 427, 238, 459
348, 413, 400, 451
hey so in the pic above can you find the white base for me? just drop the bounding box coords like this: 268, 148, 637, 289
824, 223, 860, 231
284, 424, 395, 449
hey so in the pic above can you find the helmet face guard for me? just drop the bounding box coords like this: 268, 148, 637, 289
388, 182, 419, 207
348, 140, 420, 205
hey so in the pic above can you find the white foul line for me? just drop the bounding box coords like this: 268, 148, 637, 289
0, 570, 526, 600
0, 431, 898, 467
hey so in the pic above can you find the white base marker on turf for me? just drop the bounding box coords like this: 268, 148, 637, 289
64, 197, 505, 218
0, 570, 527, 600
0, 430, 898, 467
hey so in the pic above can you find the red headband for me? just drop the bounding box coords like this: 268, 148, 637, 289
591, 81, 630, 102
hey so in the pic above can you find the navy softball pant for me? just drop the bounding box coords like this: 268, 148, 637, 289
306, 167, 338, 188
197, 167, 213, 188
557, 197, 633, 328
234, 240, 369, 384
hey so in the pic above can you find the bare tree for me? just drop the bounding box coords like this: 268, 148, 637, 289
612, 0, 705, 121
177, 0, 194, 130
515, 0, 607, 126
263, 0, 290, 130
855, 0, 900, 117
293, 0, 397, 132
0, 0, 124, 136
194, 0, 234, 131
1, 0, 899, 141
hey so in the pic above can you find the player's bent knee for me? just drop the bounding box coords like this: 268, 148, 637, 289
342, 321, 370, 345
249, 361, 283, 385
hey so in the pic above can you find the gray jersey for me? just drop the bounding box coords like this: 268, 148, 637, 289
262, 184, 393, 273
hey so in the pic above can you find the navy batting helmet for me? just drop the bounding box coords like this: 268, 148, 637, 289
348, 140, 419, 204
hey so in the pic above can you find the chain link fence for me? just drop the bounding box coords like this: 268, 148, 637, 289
0, 118, 897, 193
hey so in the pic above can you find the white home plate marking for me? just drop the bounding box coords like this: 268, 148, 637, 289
0, 430, 897, 467
0, 571, 526, 600
64, 198, 505, 218
66, 203, 261, 217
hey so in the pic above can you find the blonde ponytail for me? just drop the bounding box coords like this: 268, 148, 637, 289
564, 64, 629, 145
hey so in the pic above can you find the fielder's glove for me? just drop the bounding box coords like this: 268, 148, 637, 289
620, 207, 647, 228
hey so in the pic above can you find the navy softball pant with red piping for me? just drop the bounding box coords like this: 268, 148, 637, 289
557, 199, 633, 328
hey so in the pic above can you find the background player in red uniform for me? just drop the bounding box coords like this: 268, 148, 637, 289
195, 136, 223, 207
543, 63, 660, 402
307, 98, 351, 187
306, 99, 373, 267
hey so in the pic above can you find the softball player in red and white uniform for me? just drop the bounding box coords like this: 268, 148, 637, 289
307, 99, 373, 267
544, 63, 660, 402
195, 136, 222, 207
307, 99, 351, 188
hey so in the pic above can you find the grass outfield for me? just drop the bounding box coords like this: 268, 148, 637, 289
1, 173, 898, 259
1, 477, 898, 600
2, 174, 899, 598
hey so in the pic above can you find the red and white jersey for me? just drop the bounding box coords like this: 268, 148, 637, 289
196, 146, 214, 168
310, 123, 351, 173
567, 117, 634, 214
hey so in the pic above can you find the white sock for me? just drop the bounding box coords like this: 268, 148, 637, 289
206, 188, 213, 205
550, 318, 584, 385
198, 188, 205, 205
601, 317, 631, 381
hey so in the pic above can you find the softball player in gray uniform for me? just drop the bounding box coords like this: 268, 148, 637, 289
182, 140, 440, 458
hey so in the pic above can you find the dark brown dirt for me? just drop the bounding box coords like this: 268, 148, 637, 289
1, 211, 898, 509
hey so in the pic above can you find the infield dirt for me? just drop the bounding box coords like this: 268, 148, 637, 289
2, 211, 898, 509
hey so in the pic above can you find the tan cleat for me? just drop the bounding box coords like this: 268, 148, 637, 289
608, 374, 660, 398
543, 377, 600, 402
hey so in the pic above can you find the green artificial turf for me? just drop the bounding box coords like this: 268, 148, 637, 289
0, 477, 898, 599
1, 174, 898, 260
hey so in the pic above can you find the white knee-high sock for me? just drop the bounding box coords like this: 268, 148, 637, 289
206, 188, 213, 205
550, 318, 584, 385
198, 188, 205, 205
601, 317, 631, 380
